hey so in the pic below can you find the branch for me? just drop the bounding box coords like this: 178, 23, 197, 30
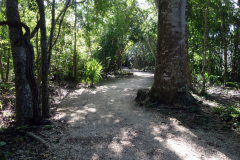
49, 0, 86, 50
0, 21, 30, 36
68, 0, 86, 8
47, 0, 71, 48
30, 0, 45, 39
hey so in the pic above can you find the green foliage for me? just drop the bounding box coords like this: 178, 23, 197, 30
210, 75, 223, 85
189, 106, 201, 114
0, 83, 14, 92
0, 151, 12, 160
212, 104, 240, 129
82, 59, 103, 85
0, 142, 6, 147
226, 82, 240, 88
44, 125, 52, 130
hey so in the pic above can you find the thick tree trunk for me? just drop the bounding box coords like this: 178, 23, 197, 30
218, 0, 227, 86
185, 0, 193, 90
5, 0, 41, 124
150, 0, 194, 105
201, 0, 209, 94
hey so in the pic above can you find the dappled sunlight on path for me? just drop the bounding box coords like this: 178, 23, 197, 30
40, 71, 240, 159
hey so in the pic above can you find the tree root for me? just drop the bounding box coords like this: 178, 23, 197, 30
27, 132, 51, 148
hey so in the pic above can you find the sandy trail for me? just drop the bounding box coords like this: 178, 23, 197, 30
42, 71, 240, 160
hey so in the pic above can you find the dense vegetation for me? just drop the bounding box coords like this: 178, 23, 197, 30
0, 0, 239, 127
0, 0, 240, 159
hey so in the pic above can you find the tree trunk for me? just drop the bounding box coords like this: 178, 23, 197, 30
134, 53, 138, 69
5, 0, 41, 125
0, 44, 5, 82
73, 2, 77, 83
35, 14, 41, 85
5, 48, 10, 82
201, 0, 209, 94
41, 0, 50, 118
141, 45, 145, 71
233, 21, 239, 82
218, 0, 227, 86
150, 0, 194, 105
185, 0, 193, 90
190, 20, 195, 84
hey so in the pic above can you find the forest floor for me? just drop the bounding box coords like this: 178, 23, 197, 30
1, 69, 240, 159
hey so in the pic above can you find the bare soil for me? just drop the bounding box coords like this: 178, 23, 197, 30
1, 70, 240, 159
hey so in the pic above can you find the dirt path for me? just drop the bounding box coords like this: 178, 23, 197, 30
40, 71, 240, 160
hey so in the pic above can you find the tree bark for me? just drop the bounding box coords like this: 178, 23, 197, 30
35, 14, 41, 85
218, 0, 227, 86
0, 44, 5, 82
201, 0, 209, 94
40, 0, 50, 118
185, 0, 193, 90
74, 2, 77, 83
233, 21, 239, 82
141, 45, 145, 71
4, 0, 41, 124
150, 0, 194, 105
5, 48, 10, 82
134, 53, 138, 69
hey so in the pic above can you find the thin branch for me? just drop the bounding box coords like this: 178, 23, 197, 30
30, 0, 45, 39
49, 0, 86, 50
48, 0, 55, 66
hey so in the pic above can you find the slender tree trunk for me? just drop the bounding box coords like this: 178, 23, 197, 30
201, 0, 209, 94
73, 2, 77, 83
5, 48, 10, 82
150, 0, 194, 105
141, 45, 145, 71
134, 53, 138, 69
233, 21, 239, 82
35, 14, 41, 85
190, 20, 195, 84
0, 44, 5, 82
138, 9, 156, 62
41, 0, 50, 118
218, 0, 227, 86
185, 0, 193, 90
208, 51, 212, 84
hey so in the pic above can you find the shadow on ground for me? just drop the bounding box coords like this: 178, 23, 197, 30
40, 71, 240, 159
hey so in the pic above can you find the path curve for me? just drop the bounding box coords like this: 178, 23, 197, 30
42, 71, 239, 160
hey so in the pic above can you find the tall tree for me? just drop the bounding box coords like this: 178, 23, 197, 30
201, 0, 209, 93
40, 0, 50, 118
150, 0, 194, 105
0, 0, 42, 124
73, 2, 77, 83
218, 0, 227, 85
185, 0, 193, 90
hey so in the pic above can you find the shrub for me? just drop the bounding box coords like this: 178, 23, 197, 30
82, 59, 103, 86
